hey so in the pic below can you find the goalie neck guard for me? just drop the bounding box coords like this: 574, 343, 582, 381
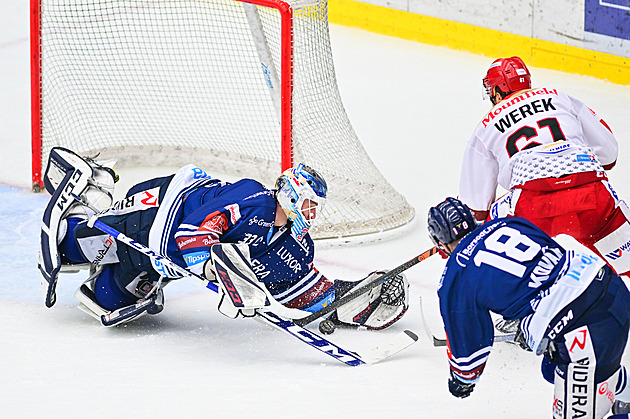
276, 164, 327, 241
427, 197, 476, 256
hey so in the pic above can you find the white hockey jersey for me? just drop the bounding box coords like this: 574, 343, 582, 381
459, 87, 618, 211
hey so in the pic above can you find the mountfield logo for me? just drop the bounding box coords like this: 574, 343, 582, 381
606, 240, 630, 260
481, 88, 558, 128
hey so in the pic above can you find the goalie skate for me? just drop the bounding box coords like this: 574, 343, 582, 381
38, 147, 117, 308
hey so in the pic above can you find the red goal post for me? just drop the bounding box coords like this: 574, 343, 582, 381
30, 0, 415, 243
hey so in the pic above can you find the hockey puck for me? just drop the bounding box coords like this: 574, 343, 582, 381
318, 319, 336, 335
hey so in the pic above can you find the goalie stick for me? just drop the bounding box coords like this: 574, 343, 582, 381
294, 246, 438, 327
418, 296, 516, 347
86, 215, 418, 366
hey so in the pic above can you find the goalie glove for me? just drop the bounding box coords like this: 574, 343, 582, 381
332, 270, 409, 330
207, 243, 270, 319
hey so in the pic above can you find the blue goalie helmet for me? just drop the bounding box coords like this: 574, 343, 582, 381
427, 197, 477, 255
275, 163, 328, 241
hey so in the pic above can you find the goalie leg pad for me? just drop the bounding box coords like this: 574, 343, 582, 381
39, 148, 118, 308
334, 271, 410, 330
208, 243, 270, 319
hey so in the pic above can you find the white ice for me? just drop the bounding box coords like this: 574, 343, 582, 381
2, 1, 630, 417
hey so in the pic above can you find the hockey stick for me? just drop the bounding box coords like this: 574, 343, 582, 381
294, 246, 439, 327
418, 296, 516, 347
86, 216, 418, 366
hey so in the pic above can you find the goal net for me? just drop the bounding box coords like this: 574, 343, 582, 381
31, 0, 415, 243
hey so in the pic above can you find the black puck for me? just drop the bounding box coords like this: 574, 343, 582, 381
318, 319, 336, 335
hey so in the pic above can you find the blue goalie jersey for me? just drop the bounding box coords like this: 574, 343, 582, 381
438, 217, 568, 383
147, 165, 334, 313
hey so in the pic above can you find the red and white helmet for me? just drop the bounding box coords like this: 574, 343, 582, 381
483, 56, 531, 104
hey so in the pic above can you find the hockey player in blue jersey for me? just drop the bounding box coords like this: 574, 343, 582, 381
38, 148, 409, 329
427, 197, 630, 418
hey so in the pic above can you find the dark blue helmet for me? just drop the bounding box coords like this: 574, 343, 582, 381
427, 197, 477, 255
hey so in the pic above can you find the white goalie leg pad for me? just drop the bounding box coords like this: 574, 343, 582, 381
207, 243, 270, 319
39, 148, 95, 307
39, 148, 118, 308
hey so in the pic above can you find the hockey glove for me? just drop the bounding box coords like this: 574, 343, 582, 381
514, 327, 533, 352
448, 371, 475, 399
332, 270, 409, 330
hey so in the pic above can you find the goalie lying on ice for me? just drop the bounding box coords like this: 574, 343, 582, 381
38, 147, 409, 328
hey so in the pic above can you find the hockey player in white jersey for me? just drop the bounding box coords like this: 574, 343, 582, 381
459, 56, 630, 277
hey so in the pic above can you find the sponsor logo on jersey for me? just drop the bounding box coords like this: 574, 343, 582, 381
250, 257, 270, 279
569, 329, 589, 353
184, 252, 210, 266
576, 154, 596, 163
599, 382, 615, 404
248, 215, 274, 228
191, 167, 209, 179
140, 190, 158, 206
276, 246, 303, 273
225, 204, 241, 224
538, 142, 571, 154
481, 88, 558, 128
108, 186, 160, 214
91, 235, 115, 267
200, 211, 228, 235
176, 234, 217, 250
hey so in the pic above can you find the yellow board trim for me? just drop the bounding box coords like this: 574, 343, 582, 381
328, 0, 630, 85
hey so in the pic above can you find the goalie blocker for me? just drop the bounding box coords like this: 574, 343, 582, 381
206, 244, 409, 330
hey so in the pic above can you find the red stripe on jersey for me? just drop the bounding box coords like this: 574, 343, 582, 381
599, 118, 613, 133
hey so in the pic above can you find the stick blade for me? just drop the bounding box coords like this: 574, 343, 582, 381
359, 329, 418, 365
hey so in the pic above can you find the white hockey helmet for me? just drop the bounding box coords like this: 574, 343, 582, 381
275, 164, 328, 240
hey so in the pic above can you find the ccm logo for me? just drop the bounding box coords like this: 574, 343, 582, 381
216, 266, 242, 305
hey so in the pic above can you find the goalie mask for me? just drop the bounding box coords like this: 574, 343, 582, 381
427, 197, 477, 256
275, 164, 327, 241
483, 56, 531, 105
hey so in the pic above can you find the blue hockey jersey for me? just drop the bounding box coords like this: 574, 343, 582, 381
147, 165, 334, 313
438, 217, 572, 383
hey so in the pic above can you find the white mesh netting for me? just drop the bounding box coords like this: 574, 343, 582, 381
34, 0, 415, 242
